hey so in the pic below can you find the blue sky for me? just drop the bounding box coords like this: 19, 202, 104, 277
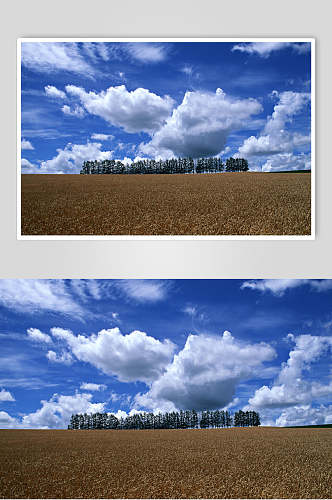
1, 279, 331, 428
21, 40, 312, 173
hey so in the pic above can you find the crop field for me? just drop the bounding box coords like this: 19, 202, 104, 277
0, 427, 331, 498
21, 172, 311, 236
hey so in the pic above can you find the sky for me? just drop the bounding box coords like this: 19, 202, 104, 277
20, 40, 312, 174
1, 278, 331, 429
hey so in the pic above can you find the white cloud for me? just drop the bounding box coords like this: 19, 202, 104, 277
264, 91, 310, 135
241, 279, 306, 296
238, 134, 310, 158
232, 42, 311, 58
0, 388, 15, 402
27, 327, 53, 344
275, 404, 332, 426
21, 158, 39, 174
65, 84, 174, 134
22, 128, 72, 140
110, 408, 145, 420
124, 42, 170, 63
241, 279, 332, 296
113, 156, 136, 166
116, 280, 170, 303
237, 91, 310, 166
44, 85, 66, 99
249, 334, 332, 409
82, 42, 112, 62
0, 377, 58, 390
5, 392, 105, 429
183, 306, 197, 316
111, 409, 129, 420
69, 279, 105, 302
261, 152, 311, 172
140, 89, 262, 159
80, 382, 106, 391
21, 42, 95, 76
46, 350, 73, 365
21, 139, 34, 150
135, 331, 276, 412
181, 64, 194, 76
91, 133, 115, 141
0, 280, 84, 316
0, 411, 18, 428
61, 104, 85, 118
50, 326, 175, 383
310, 280, 332, 291
38, 142, 113, 174
109, 391, 120, 402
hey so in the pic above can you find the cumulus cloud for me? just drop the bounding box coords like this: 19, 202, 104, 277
80, 382, 106, 391
241, 279, 332, 296
0, 388, 15, 402
0, 411, 18, 428
239, 91, 310, 156
0, 392, 105, 429
27, 327, 53, 344
0, 280, 84, 316
65, 84, 174, 134
91, 133, 115, 141
50, 327, 176, 383
61, 104, 85, 118
21, 158, 39, 174
135, 331, 276, 412
140, 89, 262, 159
116, 280, 170, 303
237, 91, 310, 164
21, 42, 95, 76
46, 350, 73, 365
275, 404, 332, 427
38, 142, 113, 174
44, 85, 66, 99
249, 334, 332, 409
232, 42, 311, 57
238, 133, 310, 158
261, 152, 311, 172
21, 139, 34, 150
124, 42, 170, 63
264, 91, 310, 135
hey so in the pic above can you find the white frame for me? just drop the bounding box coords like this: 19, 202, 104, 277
17, 37, 315, 241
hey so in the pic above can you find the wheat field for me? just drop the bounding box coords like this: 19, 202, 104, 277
0, 427, 330, 498
21, 172, 311, 236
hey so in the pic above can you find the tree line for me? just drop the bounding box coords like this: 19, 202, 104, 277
68, 409, 260, 430
80, 157, 249, 175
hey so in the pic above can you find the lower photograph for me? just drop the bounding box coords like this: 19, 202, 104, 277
0, 279, 331, 499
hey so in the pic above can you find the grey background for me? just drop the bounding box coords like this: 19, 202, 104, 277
0, 0, 330, 278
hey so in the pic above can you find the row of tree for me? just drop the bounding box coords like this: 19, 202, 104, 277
80, 157, 249, 175
68, 409, 260, 430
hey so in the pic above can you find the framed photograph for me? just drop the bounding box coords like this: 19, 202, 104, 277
0, 278, 331, 498
18, 38, 314, 239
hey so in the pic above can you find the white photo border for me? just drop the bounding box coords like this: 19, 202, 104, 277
17, 37, 315, 241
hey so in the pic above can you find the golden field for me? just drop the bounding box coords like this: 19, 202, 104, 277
21, 172, 311, 236
0, 427, 331, 498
